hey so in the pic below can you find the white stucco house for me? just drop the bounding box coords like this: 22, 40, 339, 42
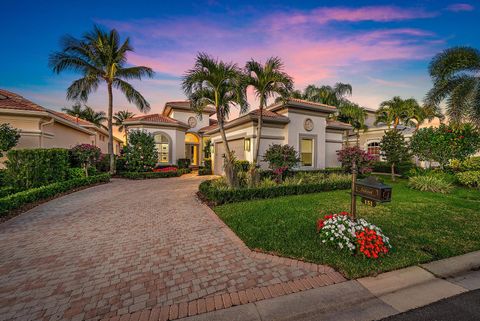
123, 98, 352, 174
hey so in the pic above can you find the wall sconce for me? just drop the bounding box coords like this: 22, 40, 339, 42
244, 138, 251, 151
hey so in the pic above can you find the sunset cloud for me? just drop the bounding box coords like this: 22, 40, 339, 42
446, 3, 474, 12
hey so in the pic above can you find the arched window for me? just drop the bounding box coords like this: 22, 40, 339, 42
155, 133, 170, 163
367, 142, 380, 161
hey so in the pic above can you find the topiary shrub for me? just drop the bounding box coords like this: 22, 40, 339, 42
263, 144, 300, 182
408, 175, 453, 194
124, 130, 158, 172
5, 148, 70, 189
456, 171, 480, 188
337, 146, 375, 174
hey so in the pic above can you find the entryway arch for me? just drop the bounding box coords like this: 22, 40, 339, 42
185, 133, 200, 166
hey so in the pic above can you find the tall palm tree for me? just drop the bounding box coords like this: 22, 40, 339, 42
277, 82, 352, 106
425, 46, 480, 126
62, 103, 84, 120
83, 106, 107, 127
182, 52, 248, 186
407, 103, 444, 131
244, 57, 293, 167
335, 102, 368, 146
114, 110, 135, 141
375, 96, 416, 129
49, 25, 154, 173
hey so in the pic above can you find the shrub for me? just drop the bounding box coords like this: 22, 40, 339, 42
5, 148, 70, 189
67, 168, 85, 180
0, 187, 16, 198
177, 158, 191, 169
0, 169, 5, 187
380, 130, 411, 181
263, 144, 300, 181
70, 144, 101, 176
337, 146, 375, 174
373, 161, 414, 176
460, 157, 480, 172
116, 156, 127, 172
198, 168, 213, 176
0, 174, 110, 216
124, 130, 157, 172
234, 160, 250, 172
0, 123, 20, 157
96, 154, 112, 172
456, 171, 480, 188
204, 159, 212, 169
121, 168, 191, 180
408, 175, 453, 194
199, 174, 351, 204
410, 124, 480, 168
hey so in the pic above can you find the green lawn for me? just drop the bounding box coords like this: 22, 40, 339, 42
214, 178, 480, 279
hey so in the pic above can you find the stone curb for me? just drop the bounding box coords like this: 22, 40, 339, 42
420, 250, 480, 278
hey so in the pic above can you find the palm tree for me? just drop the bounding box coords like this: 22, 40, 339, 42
277, 83, 352, 106
407, 103, 444, 131
114, 110, 135, 141
83, 106, 107, 127
244, 57, 293, 168
49, 25, 154, 174
375, 96, 417, 129
335, 102, 368, 146
425, 46, 480, 126
182, 52, 248, 186
62, 103, 84, 120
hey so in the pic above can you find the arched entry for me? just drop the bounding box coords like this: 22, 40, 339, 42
185, 133, 200, 166
154, 132, 172, 164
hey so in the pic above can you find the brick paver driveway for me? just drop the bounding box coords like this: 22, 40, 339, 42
0, 175, 337, 321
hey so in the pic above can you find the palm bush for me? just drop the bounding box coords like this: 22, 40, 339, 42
408, 175, 453, 194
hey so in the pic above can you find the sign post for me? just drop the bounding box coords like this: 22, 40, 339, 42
351, 169, 392, 217
350, 160, 357, 219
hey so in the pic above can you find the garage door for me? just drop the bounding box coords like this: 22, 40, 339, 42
214, 139, 245, 175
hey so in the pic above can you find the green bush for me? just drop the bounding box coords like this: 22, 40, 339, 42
96, 154, 113, 172
116, 156, 127, 172
0, 187, 16, 198
199, 175, 351, 204
67, 168, 85, 180
124, 130, 157, 172
121, 168, 191, 180
460, 157, 480, 171
5, 148, 70, 189
198, 168, 213, 176
177, 158, 191, 169
204, 159, 212, 169
0, 169, 5, 187
0, 174, 110, 216
373, 161, 414, 175
234, 160, 250, 172
408, 175, 453, 194
456, 171, 480, 188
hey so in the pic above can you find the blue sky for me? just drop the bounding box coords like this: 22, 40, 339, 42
1, 0, 478, 117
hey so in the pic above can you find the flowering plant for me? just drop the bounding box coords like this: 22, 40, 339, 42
336, 146, 375, 174
153, 167, 177, 173
317, 212, 391, 259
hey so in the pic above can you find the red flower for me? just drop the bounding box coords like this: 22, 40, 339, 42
355, 227, 389, 259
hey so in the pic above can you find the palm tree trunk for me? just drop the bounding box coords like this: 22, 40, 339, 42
218, 118, 236, 187
107, 82, 115, 174
356, 130, 360, 147
391, 162, 396, 181
253, 97, 264, 165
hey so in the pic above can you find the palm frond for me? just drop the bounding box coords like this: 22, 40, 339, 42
113, 79, 151, 112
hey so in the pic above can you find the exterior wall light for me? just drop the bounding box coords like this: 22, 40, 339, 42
244, 138, 251, 151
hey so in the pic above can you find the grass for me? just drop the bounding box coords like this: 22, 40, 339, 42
213, 177, 480, 279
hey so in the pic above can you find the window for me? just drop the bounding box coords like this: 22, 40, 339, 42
155, 133, 170, 163
367, 142, 380, 160
300, 138, 313, 166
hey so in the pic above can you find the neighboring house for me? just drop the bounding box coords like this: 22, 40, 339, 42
124, 98, 352, 174
0, 89, 123, 166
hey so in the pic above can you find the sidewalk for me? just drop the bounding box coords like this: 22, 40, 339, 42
175, 251, 480, 321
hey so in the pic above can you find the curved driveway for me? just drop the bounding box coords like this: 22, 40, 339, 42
0, 175, 330, 321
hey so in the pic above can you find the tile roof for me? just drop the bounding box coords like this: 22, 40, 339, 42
201, 109, 288, 133
163, 100, 216, 116
125, 113, 189, 127
48, 110, 93, 126
268, 98, 337, 112
0, 89, 47, 112
326, 119, 353, 129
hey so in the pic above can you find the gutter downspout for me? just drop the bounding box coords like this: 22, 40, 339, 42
39, 118, 54, 148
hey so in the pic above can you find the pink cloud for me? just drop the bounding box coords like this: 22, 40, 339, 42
446, 3, 474, 12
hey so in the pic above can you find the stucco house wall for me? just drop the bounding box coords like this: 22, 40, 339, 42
42, 121, 93, 149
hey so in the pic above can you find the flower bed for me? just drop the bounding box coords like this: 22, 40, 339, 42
317, 212, 391, 259
121, 168, 191, 180
0, 174, 111, 216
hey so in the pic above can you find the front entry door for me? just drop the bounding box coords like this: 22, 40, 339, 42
185, 144, 198, 166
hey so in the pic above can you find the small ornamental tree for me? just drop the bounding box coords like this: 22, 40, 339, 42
263, 144, 300, 182
124, 130, 157, 172
70, 144, 101, 177
380, 130, 410, 181
410, 124, 480, 169
337, 146, 375, 174
0, 123, 20, 157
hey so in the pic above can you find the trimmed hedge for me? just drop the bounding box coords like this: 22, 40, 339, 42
199, 178, 351, 205
260, 167, 345, 180
372, 161, 414, 176
0, 174, 111, 216
121, 168, 192, 180
5, 148, 70, 189
0, 187, 16, 198
198, 168, 213, 176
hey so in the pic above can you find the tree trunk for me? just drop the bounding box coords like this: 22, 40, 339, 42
218, 118, 236, 187
391, 162, 396, 181
356, 130, 360, 147
107, 83, 115, 174
253, 98, 264, 165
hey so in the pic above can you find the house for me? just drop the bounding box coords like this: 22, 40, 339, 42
124, 98, 352, 174
0, 89, 123, 166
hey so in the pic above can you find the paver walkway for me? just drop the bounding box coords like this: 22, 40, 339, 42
0, 175, 341, 321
